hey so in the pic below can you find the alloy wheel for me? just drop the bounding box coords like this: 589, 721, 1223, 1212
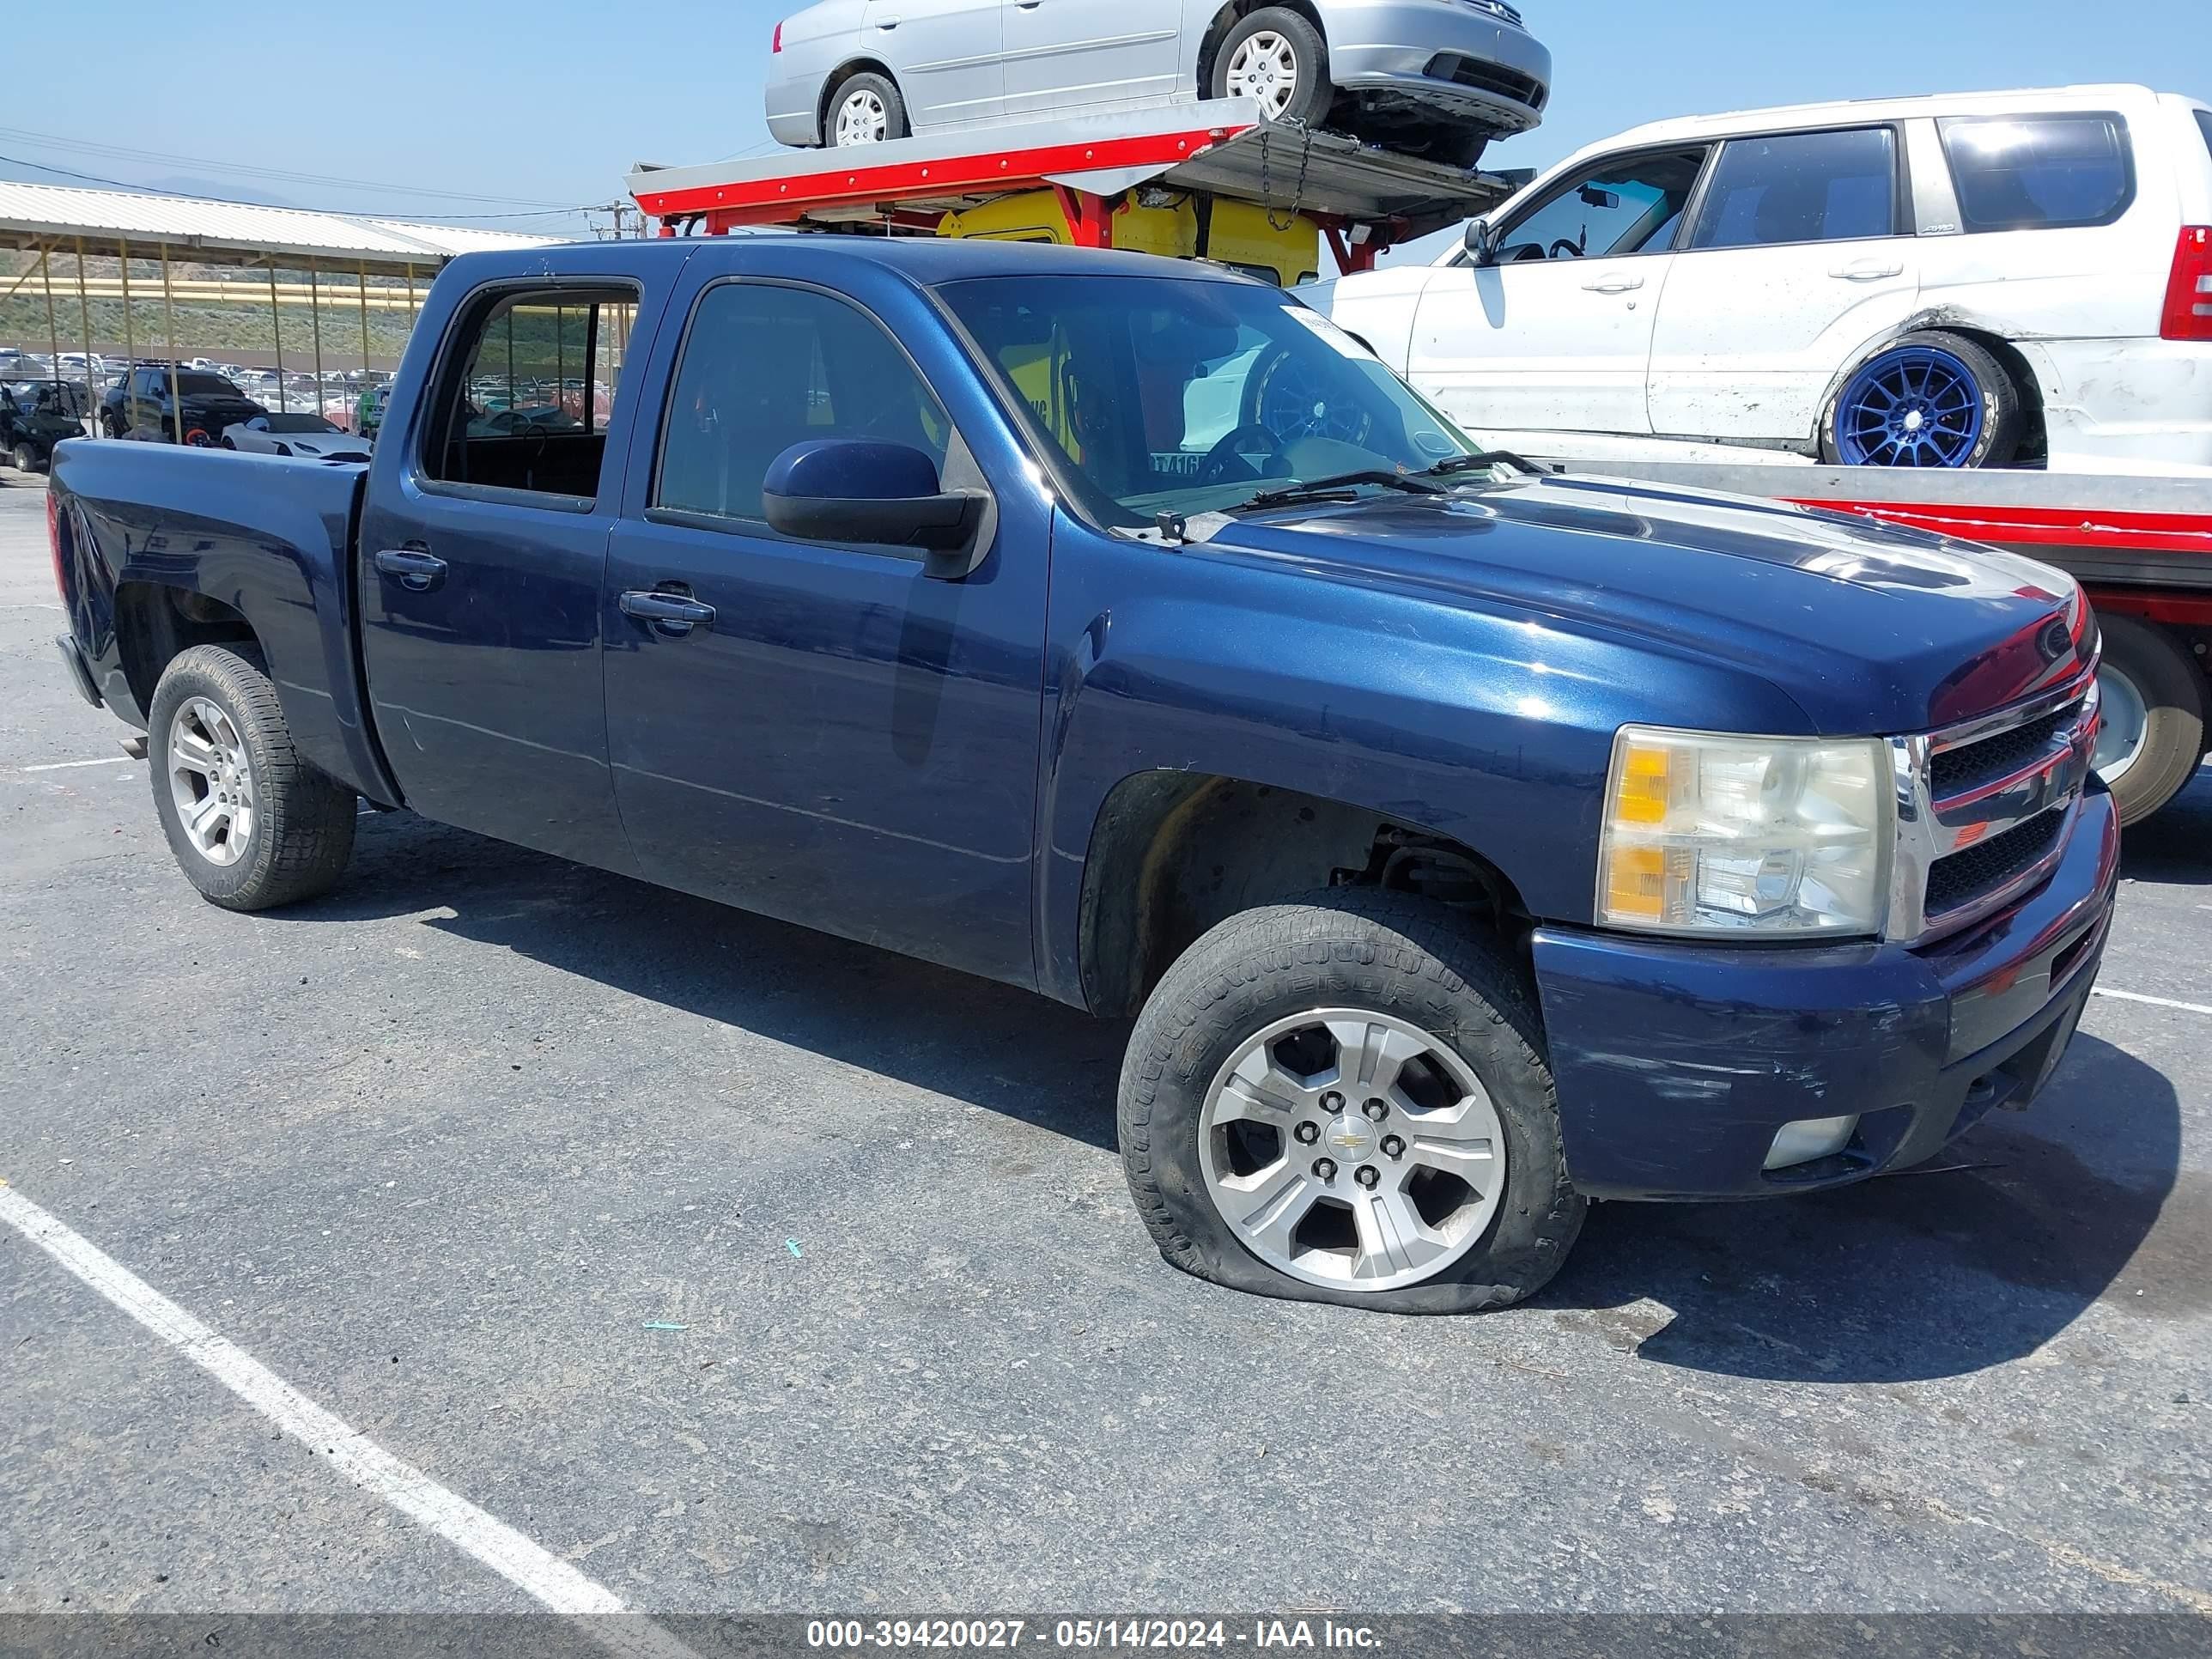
168, 696, 256, 866
1200, 1008, 1506, 1291
834, 88, 889, 146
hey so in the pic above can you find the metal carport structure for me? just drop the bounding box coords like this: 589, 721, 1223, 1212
0, 178, 557, 437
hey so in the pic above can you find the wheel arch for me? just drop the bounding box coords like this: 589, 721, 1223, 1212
113, 580, 260, 725
1076, 769, 1529, 1018
1196, 0, 1329, 98
1814, 313, 2046, 458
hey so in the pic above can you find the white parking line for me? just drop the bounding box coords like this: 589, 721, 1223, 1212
0, 1183, 698, 1659
2093, 987, 2212, 1018
19, 757, 137, 774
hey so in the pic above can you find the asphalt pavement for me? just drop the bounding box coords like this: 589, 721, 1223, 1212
2, 471, 2207, 1618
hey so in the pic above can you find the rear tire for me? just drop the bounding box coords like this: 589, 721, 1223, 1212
1821, 331, 2025, 469
14, 442, 38, 472
826, 70, 907, 147
1210, 8, 1334, 129
1119, 888, 1584, 1314
2093, 612, 2207, 826
148, 645, 356, 910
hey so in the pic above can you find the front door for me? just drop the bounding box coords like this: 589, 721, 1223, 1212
1648, 125, 1920, 444
601, 270, 1049, 988
1000, 0, 1183, 118
1407, 145, 1710, 439
866, 0, 1006, 131
357, 261, 662, 872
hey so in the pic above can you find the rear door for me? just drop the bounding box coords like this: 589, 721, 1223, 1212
1000, 0, 1183, 118
1407, 145, 1709, 437
599, 262, 1050, 988
866, 0, 1006, 131
357, 252, 670, 872
1647, 125, 1918, 443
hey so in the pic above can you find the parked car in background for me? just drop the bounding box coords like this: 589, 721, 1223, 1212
220, 412, 373, 461
766, 0, 1549, 166
0, 380, 88, 472
100, 366, 267, 445
1328, 84, 2212, 471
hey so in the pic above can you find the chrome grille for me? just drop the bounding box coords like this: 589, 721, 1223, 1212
1887, 667, 2100, 944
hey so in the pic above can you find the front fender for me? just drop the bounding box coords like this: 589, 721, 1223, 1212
1033, 510, 1811, 1008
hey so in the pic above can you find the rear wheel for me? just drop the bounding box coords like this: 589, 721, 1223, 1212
1211, 8, 1334, 128
2092, 612, 2207, 826
12, 442, 38, 474
1822, 331, 2024, 469
148, 645, 356, 910
1119, 888, 1583, 1313
827, 71, 907, 147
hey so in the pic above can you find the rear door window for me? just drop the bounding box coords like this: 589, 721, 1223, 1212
2195, 108, 2212, 164
1688, 127, 1899, 250
1938, 112, 2134, 232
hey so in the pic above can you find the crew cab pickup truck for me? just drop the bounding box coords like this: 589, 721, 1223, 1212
48, 237, 2118, 1313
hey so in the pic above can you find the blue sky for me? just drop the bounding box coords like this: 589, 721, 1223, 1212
3, 0, 2204, 240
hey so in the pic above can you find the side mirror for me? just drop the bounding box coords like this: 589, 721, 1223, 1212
762, 439, 988, 577
1463, 217, 1500, 267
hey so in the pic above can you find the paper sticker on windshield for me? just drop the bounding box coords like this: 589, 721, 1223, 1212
1285, 306, 1373, 361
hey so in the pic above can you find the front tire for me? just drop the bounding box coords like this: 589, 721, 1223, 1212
1821, 331, 2024, 469
2093, 612, 2207, 826
14, 442, 40, 474
1211, 8, 1334, 129
1119, 889, 1584, 1314
826, 70, 907, 147
149, 645, 356, 910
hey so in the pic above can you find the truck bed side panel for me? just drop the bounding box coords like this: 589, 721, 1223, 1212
50, 441, 397, 804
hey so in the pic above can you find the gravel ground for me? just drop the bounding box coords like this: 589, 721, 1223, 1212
1, 471, 2206, 1618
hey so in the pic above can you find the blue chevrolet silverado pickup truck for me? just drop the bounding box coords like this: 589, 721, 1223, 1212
47, 236, 2118, 1312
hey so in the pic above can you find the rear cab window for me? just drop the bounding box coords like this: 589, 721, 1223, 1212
422, 287, 641, 504
1689, 126, 1899, 250
1938, 112, 2135, 231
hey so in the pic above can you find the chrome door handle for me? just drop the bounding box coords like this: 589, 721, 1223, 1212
1581, 276, 1644, 294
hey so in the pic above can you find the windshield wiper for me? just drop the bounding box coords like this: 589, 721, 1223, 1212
1231, 470, 1446, 514
1419, 449, 1551, 479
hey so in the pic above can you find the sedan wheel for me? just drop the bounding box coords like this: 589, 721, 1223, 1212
1224, 31, 1302, 120
834, 88, 889, 146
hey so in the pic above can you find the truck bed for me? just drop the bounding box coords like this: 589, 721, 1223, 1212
50, 440, 392, 803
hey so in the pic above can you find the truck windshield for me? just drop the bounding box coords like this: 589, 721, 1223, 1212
935, 274, 1480, 526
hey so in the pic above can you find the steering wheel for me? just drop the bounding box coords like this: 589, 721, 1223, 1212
1548, 238, 1585, 260
1196, 422, 1286, 489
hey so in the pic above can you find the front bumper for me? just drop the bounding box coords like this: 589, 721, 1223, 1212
1531, 785, 2118, 1200
1322, 0, 1552, 131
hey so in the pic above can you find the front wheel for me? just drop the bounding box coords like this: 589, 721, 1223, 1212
1211, 8, 1334, 128
148, 645, 357, 910
1119, 889, 1584, 1313
1821, 331, 2024, 469
12, 442, 38, 474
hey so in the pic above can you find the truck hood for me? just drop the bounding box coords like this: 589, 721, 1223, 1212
1201, 472, 2093, 736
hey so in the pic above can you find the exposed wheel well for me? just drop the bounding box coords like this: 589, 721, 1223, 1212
1825, 324, 2049, 465
1079, 771, 1527, 1017
818, 57, 897, 142
1197, 0, 1329, 97
114, 582, 259, 719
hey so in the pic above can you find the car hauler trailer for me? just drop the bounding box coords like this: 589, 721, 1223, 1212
627, 99, 1521, 281
1497, 456, 2212, 827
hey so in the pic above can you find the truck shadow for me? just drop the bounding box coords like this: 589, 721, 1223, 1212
1534, 1033, 2194, 1382
311, 810, 2188, 1383
2118, 766, 2212, 886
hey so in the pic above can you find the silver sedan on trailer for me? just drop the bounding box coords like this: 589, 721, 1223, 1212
764, 0, 1550, 167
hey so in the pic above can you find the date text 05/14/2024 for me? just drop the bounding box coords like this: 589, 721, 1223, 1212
805, 1619, 1384, 1650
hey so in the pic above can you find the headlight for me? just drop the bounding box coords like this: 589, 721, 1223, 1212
1596, 726, 1891, 939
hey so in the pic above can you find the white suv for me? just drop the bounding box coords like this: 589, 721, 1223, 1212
1329, 84, 2212, 472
